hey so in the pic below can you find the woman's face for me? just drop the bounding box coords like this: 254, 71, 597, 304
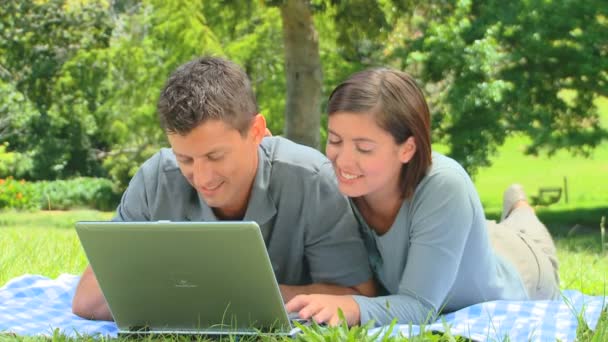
325, 111, 415, 198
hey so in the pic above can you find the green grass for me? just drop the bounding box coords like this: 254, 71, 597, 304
1, 209, 606, 295
0, 210, 113, 285
474, 133, 608, 211
1, 209, 607, 342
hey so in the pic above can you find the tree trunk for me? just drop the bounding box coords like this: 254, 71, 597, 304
280, 0, 322, 149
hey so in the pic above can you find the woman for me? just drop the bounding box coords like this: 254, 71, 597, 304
285, 68, 560, 327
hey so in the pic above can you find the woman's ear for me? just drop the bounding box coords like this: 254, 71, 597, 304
399, 137, 417, 164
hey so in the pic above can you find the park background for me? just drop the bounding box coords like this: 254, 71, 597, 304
0, 0, 607, 339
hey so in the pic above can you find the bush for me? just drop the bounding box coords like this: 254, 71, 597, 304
0, 177, 38, 210
0, 177, 120, 211
32, 178, 120, 211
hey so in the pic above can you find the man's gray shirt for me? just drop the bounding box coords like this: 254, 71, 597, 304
113, 136, 372, 287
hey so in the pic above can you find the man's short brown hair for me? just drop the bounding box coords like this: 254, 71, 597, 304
158, 56, 258, 136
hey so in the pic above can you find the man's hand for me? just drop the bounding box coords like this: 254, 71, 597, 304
286, 294, 361, 326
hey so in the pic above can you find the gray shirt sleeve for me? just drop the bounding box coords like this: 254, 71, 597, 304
355, 166, 476, 325
302, 162, 372, 287
113, 154, 159, 221
353, 293, 436, 326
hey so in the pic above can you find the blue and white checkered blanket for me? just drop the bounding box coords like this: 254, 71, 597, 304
1, 274, 605, 341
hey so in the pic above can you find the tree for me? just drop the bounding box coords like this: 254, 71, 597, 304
263, 0, 607, 174
279, 0, 323, 149
203, 2, 287, 139
0, 0, 113, 179
269, 0, 398, 148
211, 0, 398, 149
209, 0, 324, 148
4, 0, 605, 185
0, 81, 37, 141
0, 81, 37, 178
393, 0, 608, 174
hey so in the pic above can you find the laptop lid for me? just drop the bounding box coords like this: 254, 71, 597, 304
75, 221, 292, 335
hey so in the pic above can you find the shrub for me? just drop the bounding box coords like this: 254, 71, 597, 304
32, 178, 120, 211
0, 177, 120, 211
0, 177, 38, 210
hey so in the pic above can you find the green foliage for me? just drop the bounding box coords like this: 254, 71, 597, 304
85, 0, 224, 189
1, 0, 607, 188
394, 0, 608, 174
0, 177, 38, 210
0, 0, 228, 188
204, 2, 287, 137
31, 177, 120, 211
0, 80, 39, 147
0, 142, 32, 179
0, 178, 120, 211
0, 0, 112, 113
325, 0, 390, 63
0, 81, 37, 179
0, 0, 113, 180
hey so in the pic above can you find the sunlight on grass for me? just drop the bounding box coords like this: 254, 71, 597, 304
0, 209, 114, 229
1, 210, 607, 341
558, 249, 608, 296
0, 210, 113, 285
0, 227, 87, 285
473, 132, 608, 210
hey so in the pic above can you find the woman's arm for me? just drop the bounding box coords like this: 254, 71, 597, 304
287, 165, 478, 326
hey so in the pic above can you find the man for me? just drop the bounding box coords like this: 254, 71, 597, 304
72, 56, 375, 321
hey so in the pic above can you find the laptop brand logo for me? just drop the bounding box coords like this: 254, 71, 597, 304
171, 273, 198, 288
175, 279, 198, 288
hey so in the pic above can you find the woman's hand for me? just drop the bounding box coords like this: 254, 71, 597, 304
286, 294, 361, 326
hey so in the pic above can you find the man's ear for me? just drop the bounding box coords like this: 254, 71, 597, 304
399, 137, 417, 164
250, 114, 267, 144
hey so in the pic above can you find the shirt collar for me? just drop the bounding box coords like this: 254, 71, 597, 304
186, 146, 277, 225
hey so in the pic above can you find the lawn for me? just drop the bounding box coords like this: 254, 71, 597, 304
2, 208, 606, 295
0, 210, 113, 286
1, 209, 607, 341
474, 133, 608, 212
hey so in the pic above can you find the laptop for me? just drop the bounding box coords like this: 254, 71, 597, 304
75, 221, 304, 337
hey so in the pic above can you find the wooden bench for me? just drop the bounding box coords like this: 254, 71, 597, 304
530, 187, 562, 206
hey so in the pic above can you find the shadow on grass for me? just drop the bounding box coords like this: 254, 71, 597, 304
538, 206, 607, 254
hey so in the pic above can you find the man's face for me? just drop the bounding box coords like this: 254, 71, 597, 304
167, 117, 263, 219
